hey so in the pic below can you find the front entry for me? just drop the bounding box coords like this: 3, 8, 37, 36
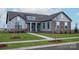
32, 23, 36, 32
37, 23, 41, 32
28, 22, 40, 32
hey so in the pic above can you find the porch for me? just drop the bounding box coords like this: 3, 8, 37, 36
27, 22, 41, 32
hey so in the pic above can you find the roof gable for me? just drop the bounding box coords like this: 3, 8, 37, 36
6, 11, 72, 24
6, 11, 27, 23
50, 12, 72, 21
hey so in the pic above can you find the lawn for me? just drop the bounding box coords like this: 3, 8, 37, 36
0, 41, 49, 50
1, 38, 79, 50
62, 38, 79, 42
0, 33, 42, 42
0, 33, 79, 50
36, 33, 79, 38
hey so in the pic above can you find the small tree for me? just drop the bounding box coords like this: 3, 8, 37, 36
74, 23, 78, 33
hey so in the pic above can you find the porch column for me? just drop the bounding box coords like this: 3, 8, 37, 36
30, 22, 32, 32
35, 22, 38, 32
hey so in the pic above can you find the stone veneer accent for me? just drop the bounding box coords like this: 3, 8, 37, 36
52, 21, 56, 33
51, 21, 71, 34
60, 21, 65, 33
67, 22, 71, 33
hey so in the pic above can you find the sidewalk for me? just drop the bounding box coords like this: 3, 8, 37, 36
0, 39, 50, 44
58, 37, 79, 40
12, 41, 79, 50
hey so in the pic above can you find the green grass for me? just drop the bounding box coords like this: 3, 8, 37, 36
36, 33, 79, 38
0, 32, 79, 50
1, 38, 79, 50
0, 33, 42, 42
62, 38, 79, 42
0, 41, 49, 50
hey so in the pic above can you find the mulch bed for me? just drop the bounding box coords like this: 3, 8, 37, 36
48, 40, 62, 43
0, 44, 7, 48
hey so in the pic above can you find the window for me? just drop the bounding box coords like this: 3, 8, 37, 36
56, 25, 60, 30
47, 22, 50, 29
15, 21, 22, 29
61, 14, 63, 19
56, 22, 60, 30
27, 16, 36, 20
65, 26, 67, 29
64, 22, 68, 30
65, 22, 67, 26
43, 23, 45, 29
56, 16, 60, 21
56, 22, 60, 25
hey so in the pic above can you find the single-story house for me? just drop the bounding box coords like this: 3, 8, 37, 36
6, 11, 72, 33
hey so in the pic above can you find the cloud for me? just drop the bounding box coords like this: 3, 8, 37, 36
77, 12, 79, 16
20, 8, 63, 15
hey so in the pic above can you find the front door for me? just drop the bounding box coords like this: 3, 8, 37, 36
32, 23, 36, 32
37, 23, 41, 32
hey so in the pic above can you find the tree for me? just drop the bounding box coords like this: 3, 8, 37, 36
74, 23, 78, 33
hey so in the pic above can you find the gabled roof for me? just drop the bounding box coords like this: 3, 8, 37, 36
50, 11, 72, 21
6, 11, 72, 24
6, 11, 50, 23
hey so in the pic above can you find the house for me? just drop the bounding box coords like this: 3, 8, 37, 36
6, 11, 72, 33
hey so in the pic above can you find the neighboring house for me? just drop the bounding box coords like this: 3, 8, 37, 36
6, 11, 72, 33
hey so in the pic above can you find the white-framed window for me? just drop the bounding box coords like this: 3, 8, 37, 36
56, 22, 60, 25
47, 22, 50, 29
15, 20, 22, 29
61, 14, 63, 19
64, 22, 68, 30
56, 22, 60, 30
43, 22, 45, 29
56, 16, 60, 21
26, 16, 36, 20
65, 22, 67, 26
15, 16, 23, 29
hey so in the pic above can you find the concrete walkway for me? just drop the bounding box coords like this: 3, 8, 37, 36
0, 33, 79, 45
0, 39, 50, 44
0, 33, 54, 44
28, 33, 53, 40
12, 41, 79, 50
58, 37, 79, 40
28, 33, 79, 40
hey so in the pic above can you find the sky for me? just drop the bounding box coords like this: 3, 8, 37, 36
0, 8, 79, 29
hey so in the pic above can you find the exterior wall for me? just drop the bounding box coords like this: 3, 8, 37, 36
52, 13, 71, 33
7, 16, 27, 31
67, 22, 71, 33
51, 21, 56, 33
54, 14, 70, 22
40, 21, 52, 32
7, 13, 71, 33
60, 21, 65, 33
